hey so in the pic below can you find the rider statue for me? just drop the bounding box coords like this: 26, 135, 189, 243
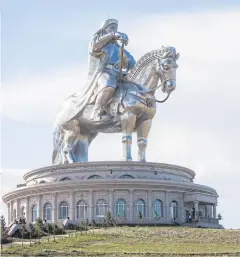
87, 18, 136, 121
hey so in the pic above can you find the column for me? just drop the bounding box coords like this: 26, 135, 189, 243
69, 191, 75, 221
38, 195, 43, 219
207, 205, 212, 218
194, 201, 199, 220
165, 191, 169, 223
209, 205, 213, 218
204, 205, 208, 217
147, 190, 152, 223
109, 190, 114, 217
25, 197, 29, 223
52, 193, 57, 223
213, 204, 217, 219
88, 190, 94, 222
179, 193, 184, 223
129, 189, 134, 223
7, 203, 10, 226
16, 199, 20, 220
10, 201, 13, 222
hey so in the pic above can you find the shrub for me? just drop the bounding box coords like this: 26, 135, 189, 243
52, 224, 64, 235
65, 223, 76, 230
0, 215, 12, 245
45, 223, 53, 233
103, 211, 115, 228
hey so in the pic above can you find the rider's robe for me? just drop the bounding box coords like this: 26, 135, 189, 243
57, 32, 135, 126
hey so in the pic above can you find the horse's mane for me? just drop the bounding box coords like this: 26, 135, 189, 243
127, 46, 178, 82
127, 48, 164, 81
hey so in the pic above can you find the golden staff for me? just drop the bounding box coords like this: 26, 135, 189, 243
119, 42, 125, 73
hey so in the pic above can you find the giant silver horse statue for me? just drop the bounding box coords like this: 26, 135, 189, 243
52, 19, 179, 164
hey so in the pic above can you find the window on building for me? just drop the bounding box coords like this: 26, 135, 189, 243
32, 205, 38, 222
96, 199, 107, 217
154, 199, 163, 218
136, 199, 145, 218
116, 199, 126, 218
77, 200, 88, 219
119, 174, 134, 179
59, 201, 68, 219
170, 201, 178, 219
43, 203, 52, 221
87, 175, 102, 179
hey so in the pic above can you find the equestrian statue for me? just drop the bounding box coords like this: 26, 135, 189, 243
52, 18, 180, 164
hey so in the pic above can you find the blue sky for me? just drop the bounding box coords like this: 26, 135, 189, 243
2, 0, 240, 81
1, 0, 240, 229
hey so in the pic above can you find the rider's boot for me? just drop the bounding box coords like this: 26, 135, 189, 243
92, 87, 115, 122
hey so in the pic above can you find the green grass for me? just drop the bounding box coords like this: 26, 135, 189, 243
2, 226, 240, 256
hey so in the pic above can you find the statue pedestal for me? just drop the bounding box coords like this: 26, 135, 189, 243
3, 162, 221, 228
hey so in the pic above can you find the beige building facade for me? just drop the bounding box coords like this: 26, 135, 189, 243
2, 162, 221, 228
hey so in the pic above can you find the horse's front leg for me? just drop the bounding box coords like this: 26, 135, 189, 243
121, 111, 136, 161
62, 120, 80, 163
62, 131, 78, 163
136, 119, 152, 162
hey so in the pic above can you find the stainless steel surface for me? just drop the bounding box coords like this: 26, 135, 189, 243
52, 20, 179, 164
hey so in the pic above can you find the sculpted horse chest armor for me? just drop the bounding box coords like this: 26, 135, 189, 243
52, 19, 179, 164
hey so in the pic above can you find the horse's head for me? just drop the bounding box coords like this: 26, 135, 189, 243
127, 46, 179, 95
157, 46, 179, 94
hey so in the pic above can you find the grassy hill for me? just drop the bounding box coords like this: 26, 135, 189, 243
2, 226, 240, 257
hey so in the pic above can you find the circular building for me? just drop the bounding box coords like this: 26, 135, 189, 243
2, 161, 222, 228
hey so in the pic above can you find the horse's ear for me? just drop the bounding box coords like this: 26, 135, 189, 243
175, 53, 180, 60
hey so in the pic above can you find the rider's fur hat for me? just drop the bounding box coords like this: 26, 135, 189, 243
95, 19, 118, 34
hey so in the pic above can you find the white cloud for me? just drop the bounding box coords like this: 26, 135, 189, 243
0, 169, 29, 219
1, 9, 240, 228
2, 9, 240, 123
1, 65, 88, 122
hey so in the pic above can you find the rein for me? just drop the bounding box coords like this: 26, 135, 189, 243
155, 92, 171, 103
150, 79, 172, 104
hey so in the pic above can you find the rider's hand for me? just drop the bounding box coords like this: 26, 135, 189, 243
114, 32, 129, 46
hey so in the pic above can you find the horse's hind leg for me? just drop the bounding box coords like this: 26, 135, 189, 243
121, 111, 136, 161
73, 134, 89, 162
136, 119, 152, 162
73, 132, 98, 162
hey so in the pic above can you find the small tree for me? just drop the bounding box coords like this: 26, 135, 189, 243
154, 211, 159, 227
19, 225, 27, 248
61, 224, 65, 240
52, 224, 60, 242
123, 211, 127, 226
28, 224, 34, 246
0, 215, 7, 249
85, 219, 89, 234
154, 211, 159, 221
35, 218, 43, 243
80, 222, 84, 235
46, 223, 53, 243
138, 211, 143, 225
91, 220, 96, 234
103, 211, 115, 229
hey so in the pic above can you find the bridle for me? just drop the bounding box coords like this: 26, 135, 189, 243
150, 58, 176, 103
